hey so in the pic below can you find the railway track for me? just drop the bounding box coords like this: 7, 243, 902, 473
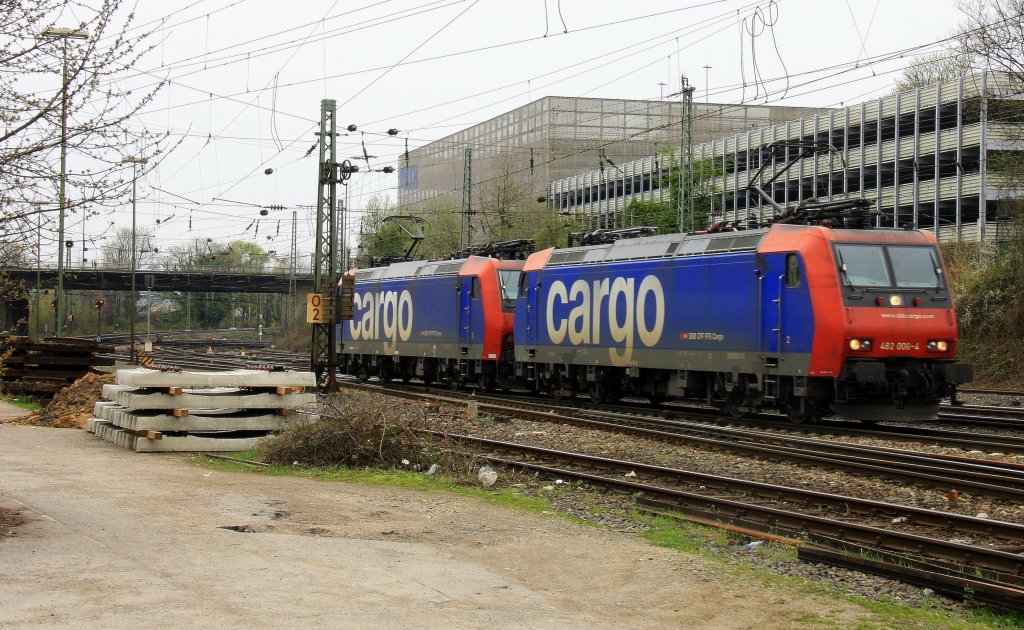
937, 404, 1024, 429
353, 383, 1024, 498
427, 433, 1024, 610
961, 387, 1024, 398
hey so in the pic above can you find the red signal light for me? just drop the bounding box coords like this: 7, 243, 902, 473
94, 299, 105, 308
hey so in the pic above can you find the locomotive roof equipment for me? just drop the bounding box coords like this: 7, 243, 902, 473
567, 226, 657, 247
452, 239, 537, 260
367, 215, 427, 267
747, 140, 879, 230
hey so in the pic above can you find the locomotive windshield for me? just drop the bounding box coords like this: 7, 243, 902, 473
888, 246, 944, 288
835, 244, 890, 287
834, 244, 944, 289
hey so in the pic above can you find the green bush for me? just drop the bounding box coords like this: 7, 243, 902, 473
944, 210, 1024, 384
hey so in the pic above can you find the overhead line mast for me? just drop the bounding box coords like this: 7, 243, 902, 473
311, 98, 341, 389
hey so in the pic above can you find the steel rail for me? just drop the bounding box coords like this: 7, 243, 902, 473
436, 434, 1024, 589
351, 382, 1024, 500
960, 387, 1024, 398
796, 545, 1024, 611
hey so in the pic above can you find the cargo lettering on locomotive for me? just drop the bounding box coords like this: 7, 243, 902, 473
348, 289, 414, 354
545, 274, 665, 365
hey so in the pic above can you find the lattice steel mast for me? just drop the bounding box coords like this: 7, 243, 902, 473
311, 99, 341, 389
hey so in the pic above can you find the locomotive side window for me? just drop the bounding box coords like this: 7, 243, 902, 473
518, 272, 529, 297
785, 254, 800, 288
498, 269, 521, 301
470, 277, 480, 299
834, 244, 891, 287
889, 246, 945, 289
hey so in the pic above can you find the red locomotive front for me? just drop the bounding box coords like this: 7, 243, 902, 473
764, 225, 972, 422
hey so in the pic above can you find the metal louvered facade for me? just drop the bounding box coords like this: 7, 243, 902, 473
549, 72, 1023, 243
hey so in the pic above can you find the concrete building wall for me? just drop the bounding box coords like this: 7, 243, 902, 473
397, 96, 819, 241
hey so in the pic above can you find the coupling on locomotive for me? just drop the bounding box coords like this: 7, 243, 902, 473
337, 214, 973, 424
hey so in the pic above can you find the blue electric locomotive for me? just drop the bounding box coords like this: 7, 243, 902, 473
512, 223, 972, 422
339, 256, 524, 389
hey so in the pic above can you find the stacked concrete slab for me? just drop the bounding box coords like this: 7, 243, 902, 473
87, 368, 316, 452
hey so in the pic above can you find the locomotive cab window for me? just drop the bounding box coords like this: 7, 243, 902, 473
498, 269, 521, 301
834, 244, 945, 290
498, 269, 522, 312
470, 277, 480, 299
785, 254, 801, 288
834, 244, 891, 287
518, 272, 529, 297
889, 246, 945, 289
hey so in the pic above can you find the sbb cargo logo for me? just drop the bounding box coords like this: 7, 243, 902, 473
348, 289, 413, 354
545, 275, 665, 365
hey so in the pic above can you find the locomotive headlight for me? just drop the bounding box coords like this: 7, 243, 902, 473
927, 340, 950, 352
849, 338, 872, 351
889, 295, 903, 306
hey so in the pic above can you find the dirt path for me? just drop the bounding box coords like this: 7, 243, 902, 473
0, 399, 26, 421
0, 424, 873, 628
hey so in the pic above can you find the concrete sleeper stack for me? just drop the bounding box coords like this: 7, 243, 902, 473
86, 367, 316, 452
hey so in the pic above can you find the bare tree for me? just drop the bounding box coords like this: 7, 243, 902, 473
0, 0, 173, 247
477, 152, 533, 241
958, 0, 1024, 79
893, 1, 1024, 189
956, 0, 1024, 190
894, 49, 974, 92
895, 1, 1024, 89
100, 227, 155, 269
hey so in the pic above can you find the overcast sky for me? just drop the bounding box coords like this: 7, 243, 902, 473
50, 0, 967, 267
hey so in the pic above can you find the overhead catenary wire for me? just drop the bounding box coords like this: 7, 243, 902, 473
62, 2, 1000, 260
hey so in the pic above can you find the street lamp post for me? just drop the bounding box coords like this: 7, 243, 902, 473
121, 156, 147, 364
40, 26, 88, 337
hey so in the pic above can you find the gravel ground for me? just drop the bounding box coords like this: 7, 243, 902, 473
959, 392, 1024, 408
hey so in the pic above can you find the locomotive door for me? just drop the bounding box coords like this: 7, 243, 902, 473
760, 254, 787, 357
761, 253, 801, 357
526, 273, 539, 345
458, 275, 476, 350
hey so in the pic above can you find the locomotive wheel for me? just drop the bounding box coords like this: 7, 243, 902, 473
587, 382, 608, 404
478, 375, 495, 393
786, 408, 810, 424
647, 393, 667, 406
785, 400, 820, 424
722, 389, 747, 419
548, 379, 573, 400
